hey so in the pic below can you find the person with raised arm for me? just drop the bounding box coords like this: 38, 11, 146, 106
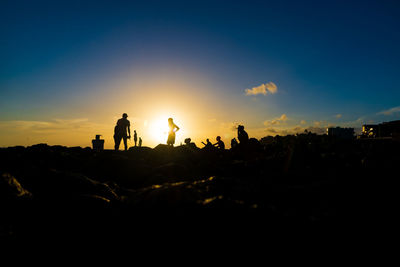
167, 118, 180, 147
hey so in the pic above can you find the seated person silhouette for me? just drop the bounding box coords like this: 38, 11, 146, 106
213, 136, 225, 150
201, 138, 213, 149
138, 137, 142, 147
237, 125, 249, 144
114, 113, 131, 151
184, 137, 198, 149
167, 118, 180, 146
231, 138, 238, 148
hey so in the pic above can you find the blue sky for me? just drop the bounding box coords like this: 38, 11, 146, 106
1, 0, 400, 147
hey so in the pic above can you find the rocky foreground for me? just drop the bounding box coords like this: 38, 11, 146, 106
1, 135, 398, 242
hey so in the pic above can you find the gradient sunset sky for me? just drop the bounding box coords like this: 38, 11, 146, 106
1, 0, 400, 148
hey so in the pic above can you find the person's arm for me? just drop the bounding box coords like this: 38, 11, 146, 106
175, 124, 180, 132
127, 125, 131, 138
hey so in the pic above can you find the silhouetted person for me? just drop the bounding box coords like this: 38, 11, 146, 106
184, 137, 198, 149
202, 138, 213, 148
213, 136, 225, 150
138, 137, 142, 147
114, 113, 131, 151
231, 138, 238, 148
184, 138, 191, 146
237, 125, 249, 144
134, 130, 138, 146
167, 118, 180, 146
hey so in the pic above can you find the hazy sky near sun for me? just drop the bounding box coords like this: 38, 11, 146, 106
1, 0, 400, 148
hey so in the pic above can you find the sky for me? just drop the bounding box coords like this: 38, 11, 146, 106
1, 0, 400, 148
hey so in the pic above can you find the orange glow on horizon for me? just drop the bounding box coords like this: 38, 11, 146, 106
0, 69, 254, 149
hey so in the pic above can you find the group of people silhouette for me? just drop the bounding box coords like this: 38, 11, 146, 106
113, 113, 248, 151
201, 136, 225, 150
113, 113, 142, 151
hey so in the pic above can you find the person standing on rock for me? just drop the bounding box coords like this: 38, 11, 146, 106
237, 125, 249, 145
167, 118, 180, 146
114, 113, 131, 151
134, 130, 138, 146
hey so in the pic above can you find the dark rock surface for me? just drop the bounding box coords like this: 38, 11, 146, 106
1, 135, 398, 242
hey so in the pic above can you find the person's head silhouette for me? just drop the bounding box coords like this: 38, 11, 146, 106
216, 136, 221, 141
122, 113, 128, 119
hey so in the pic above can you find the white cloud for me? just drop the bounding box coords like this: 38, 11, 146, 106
377, 106, 400, 116
245, 82, 277, 96
263, 114, 288, 126
335, 114, 342, 118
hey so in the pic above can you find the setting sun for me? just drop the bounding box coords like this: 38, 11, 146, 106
148, 116, 170, 145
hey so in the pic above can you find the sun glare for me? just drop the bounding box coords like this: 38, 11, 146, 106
145, 113, 188, 147
148, 116, 170, 145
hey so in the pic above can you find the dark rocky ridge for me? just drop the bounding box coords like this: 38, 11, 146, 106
1, 134, 398, 242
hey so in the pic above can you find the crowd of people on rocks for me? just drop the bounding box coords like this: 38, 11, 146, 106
2, 113, 399, 241
113, 113, 250, 151
111, 113, 400, 176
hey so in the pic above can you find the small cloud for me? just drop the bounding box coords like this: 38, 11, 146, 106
245, 82, 277, 96
313, 120, 328, 127
264, 127, 279, 135
263, 114, 288, 127
300, 120, 307, 125
335, 114, 342, 118
279, 114, 287, 121
377, 106, 400, 116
